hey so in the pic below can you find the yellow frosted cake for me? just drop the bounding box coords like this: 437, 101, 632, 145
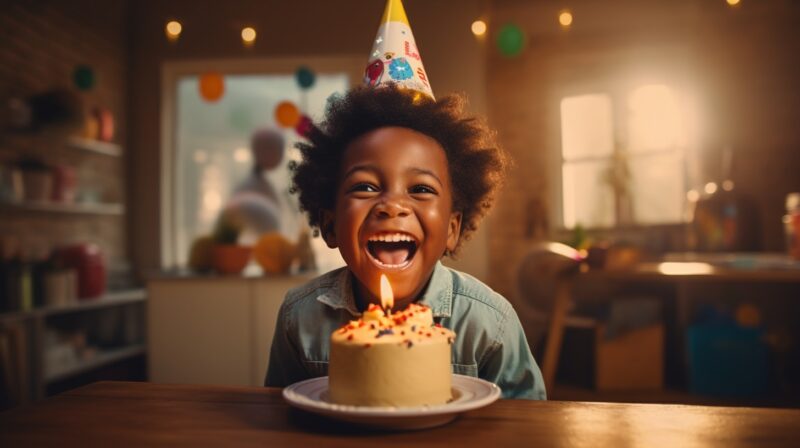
328, 302, 456, 407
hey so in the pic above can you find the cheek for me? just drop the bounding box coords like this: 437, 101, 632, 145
420, 206, 452, 242
335, 202, 368, 245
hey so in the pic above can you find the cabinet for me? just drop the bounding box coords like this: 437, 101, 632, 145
147, 274, 311, 387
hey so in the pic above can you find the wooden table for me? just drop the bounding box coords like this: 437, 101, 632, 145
2, 382, 800, 447
538, 262, 800, 390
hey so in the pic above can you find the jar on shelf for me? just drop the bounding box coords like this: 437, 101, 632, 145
784, 192, 800, 260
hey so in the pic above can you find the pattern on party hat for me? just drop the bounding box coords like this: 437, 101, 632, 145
364, 0, 434, 100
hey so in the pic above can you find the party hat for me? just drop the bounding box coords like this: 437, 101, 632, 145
363, 0, 434, 100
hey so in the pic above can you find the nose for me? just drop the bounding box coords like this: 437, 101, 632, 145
374, 193, 411, 219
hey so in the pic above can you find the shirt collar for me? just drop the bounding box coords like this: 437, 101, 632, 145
315, 261, 453, 318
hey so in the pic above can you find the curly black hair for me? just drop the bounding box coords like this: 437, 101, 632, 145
291, 84, 509, 256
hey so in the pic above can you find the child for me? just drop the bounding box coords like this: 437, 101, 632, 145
265, 0, 545, 400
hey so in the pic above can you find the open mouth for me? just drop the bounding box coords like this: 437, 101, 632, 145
366, 233, 419, 269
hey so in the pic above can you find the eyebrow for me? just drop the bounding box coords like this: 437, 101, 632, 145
408, 167, 444, 187
342, 165, 377, 180
342, 165, 444, 188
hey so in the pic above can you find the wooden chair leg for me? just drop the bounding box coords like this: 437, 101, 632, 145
541, 278, 572, 392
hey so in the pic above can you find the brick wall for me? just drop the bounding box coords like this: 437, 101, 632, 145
0, 0, 129, 268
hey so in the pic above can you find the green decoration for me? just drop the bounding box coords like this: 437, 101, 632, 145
295, 66, 316, 89
73, 65, 95, 91
496, 24, 526, 58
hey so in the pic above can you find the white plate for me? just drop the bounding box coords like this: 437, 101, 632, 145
283, 374, 501, 430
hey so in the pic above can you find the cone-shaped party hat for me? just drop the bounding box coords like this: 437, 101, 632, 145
363, 0, 434, 100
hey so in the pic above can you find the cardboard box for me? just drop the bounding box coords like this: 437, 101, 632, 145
556, 323, 664, 391
595, 323, 664, 390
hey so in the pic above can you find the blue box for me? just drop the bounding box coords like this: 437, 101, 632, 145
687, 323, 769, 397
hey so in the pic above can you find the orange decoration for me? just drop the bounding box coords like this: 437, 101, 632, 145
274, 101, 301, 128
199, 72, 225, 102
253, 232, 296, 274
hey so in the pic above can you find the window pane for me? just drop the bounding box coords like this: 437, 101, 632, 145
627, 84, 686, 153
175, 74, 349, 272
560, 94, 614, 161
629, 152, 685, 224
562, 160, 615, 228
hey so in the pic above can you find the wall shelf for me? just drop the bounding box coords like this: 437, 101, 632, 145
44, 344, 146, 384
0, 201, 124, 216
1, 290, 146, 322
66, 137, 123, 157
1, 289, 146, 402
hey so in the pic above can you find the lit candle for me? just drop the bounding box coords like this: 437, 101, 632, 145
380, 274, 394, 314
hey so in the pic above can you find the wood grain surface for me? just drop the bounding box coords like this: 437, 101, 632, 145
2, 381, 799, 447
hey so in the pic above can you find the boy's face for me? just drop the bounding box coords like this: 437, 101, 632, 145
322, 126, 461, 306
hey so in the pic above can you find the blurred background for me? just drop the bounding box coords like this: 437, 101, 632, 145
1, 0, 799, 410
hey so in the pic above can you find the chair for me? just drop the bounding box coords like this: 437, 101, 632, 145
516, 242, 588, 390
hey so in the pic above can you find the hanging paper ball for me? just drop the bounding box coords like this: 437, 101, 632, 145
295, 66, 316, 89
73, 65, 95, 91
199, 72, 225, 102
274, 101, 300, 128
295, 115, 313, 137
496, 23, 526, 57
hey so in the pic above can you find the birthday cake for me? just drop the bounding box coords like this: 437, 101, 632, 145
328, 302, 456, 407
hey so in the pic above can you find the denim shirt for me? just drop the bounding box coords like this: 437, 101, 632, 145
265, 261, 547, 400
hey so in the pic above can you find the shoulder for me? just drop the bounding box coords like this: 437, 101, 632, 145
281, 267, 346, 313
446, 266, 514, 322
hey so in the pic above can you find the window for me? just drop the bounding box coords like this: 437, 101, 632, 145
162, 58, 363, 272
558, 84, 689, 229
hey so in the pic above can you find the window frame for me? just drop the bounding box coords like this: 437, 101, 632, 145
549, 77, 695, 232
159, 57, 363, 269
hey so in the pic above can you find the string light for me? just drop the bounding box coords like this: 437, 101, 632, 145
726, 0, 740, 6
471, 20, 487, 36
241, 27, 256, 46
559, 10, 573, 28
165, 20, 182, 41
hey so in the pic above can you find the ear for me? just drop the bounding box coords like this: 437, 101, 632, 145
446, 211, 462, 253
319, 210, 338, 248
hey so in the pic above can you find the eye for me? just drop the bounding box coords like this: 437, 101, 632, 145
409, 184, 437, 195
347, 182, 379, 193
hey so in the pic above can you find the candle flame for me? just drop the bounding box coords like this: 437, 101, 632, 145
380, 274, 394, 312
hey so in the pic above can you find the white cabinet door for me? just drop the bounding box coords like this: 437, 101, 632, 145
148, 280, 253, 386
147, 276, 310, 387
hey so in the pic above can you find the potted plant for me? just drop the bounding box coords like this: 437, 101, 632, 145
211, 211, 251, 275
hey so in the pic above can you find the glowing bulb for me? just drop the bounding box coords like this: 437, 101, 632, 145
722, 180, 735, 191
165, 21, 182, 41
379, 274, 394, 312
704, 182, 718, 195
241, 27, 256, 45
687, 189, 700, 202
471, 20, 487, 36
559, 10, 573, 27
726, 0, 740, 6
